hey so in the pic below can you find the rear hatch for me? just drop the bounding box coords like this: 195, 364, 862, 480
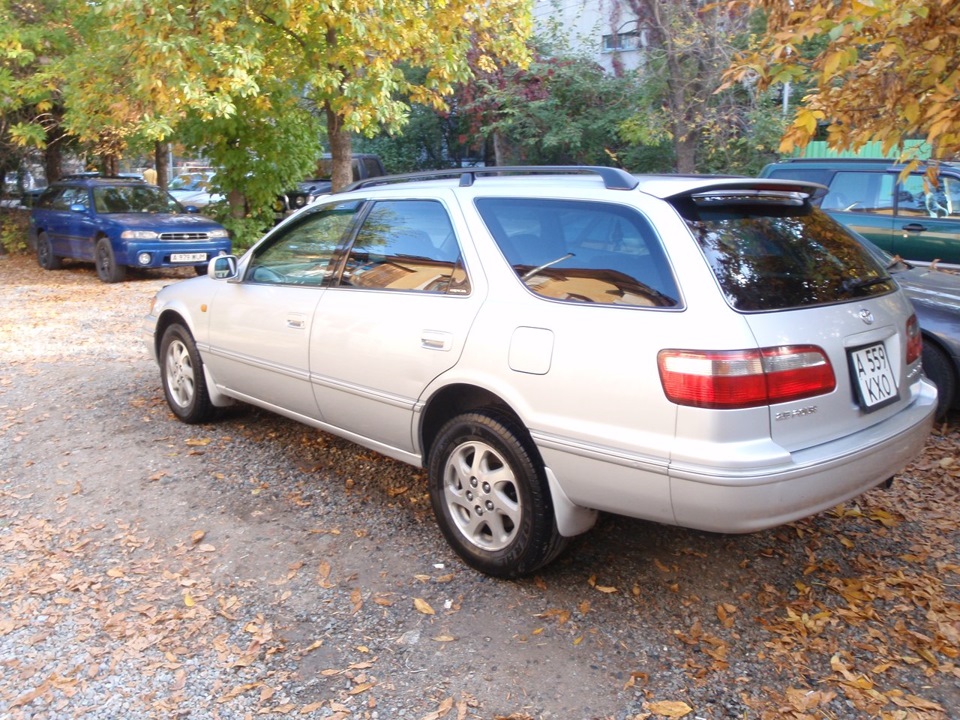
669, 182, 923, 452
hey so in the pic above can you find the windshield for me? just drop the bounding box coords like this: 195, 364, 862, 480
93, 185, 183, 214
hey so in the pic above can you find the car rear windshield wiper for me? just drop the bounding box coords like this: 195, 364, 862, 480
843, 276, 891, 294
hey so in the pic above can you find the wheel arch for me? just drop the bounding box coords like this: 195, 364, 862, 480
921, 331, 959, 410
419, 383, 523, 464
153, 309, 194, 365
154, 310, 234, 410
418, 382, 598, 539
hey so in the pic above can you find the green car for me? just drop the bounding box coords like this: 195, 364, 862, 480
760, 159, 960, 268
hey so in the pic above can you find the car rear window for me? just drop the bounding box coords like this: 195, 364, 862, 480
475, 198, 680, 308
674, 195, 896, 312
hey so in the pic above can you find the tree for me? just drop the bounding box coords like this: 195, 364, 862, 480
727, 0, 960, 163
255, 0, 532, 190
463, 51, 652, 168
175, 94, 322, 241
622, 0, 751, 173
0, 0, 77, 183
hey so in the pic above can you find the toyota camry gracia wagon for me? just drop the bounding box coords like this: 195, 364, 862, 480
145, 167, 936, 577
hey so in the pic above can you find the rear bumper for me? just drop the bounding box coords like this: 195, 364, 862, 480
669, 379, 937, 533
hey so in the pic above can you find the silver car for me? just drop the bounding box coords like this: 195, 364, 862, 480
145, 167, 936, 577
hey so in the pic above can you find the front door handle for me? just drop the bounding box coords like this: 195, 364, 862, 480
287, 314, 306, 329
902, 223, 927, 233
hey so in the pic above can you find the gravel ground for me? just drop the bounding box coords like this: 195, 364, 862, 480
1, 252, 958, 720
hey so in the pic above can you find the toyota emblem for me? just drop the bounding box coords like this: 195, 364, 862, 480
858, 308, 875, 325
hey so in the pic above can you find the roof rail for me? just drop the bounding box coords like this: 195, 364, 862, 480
346, 165, 639, 192
781, 158, 895, 164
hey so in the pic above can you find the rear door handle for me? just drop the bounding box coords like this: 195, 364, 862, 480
421, 330, 452, 351
902, 223, 927, 233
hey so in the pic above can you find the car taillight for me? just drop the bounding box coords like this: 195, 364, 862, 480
657, 346, 836, 409
906, 314, 922, 365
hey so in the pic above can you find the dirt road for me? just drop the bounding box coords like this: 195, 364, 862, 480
1, 253, 958, 719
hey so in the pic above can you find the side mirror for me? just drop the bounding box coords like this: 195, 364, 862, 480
184, 205, 200, 214
209, 254, 238, 280
69, 203, 88, 213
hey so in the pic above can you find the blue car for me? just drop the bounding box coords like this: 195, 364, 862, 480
29, 175, 231, 283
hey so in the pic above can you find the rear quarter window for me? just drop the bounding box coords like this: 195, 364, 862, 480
674, 198, 895, 312
474, 198, 680, 308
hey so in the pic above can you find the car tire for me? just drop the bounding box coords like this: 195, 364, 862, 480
428, 411, 567, 578
95, 237, 126, 283
159, 323, 215, 424
194, 264, 208, 276
922, 341, 955, 420
36, 231, 62, 270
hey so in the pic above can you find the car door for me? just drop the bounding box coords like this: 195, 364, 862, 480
205, 201, 361, 422
821, 170, 899, 253
309, 194, 481, 455
42, 187, 95, 257
63, 187, 99, 260
891, 172, 960, 266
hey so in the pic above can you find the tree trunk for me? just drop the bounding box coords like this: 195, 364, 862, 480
227, 189, 246, 219
674, 133, 698, 174
155, 142, 170, 189
103, 154, 119, 177
326, 104, 353, 192
44, 128, 64, 184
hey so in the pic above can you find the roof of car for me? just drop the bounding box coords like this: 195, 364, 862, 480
768, 158, 960, 171
344, 166, 826, 202
53, 174, 146, 187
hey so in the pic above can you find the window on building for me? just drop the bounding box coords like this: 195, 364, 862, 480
602, 30, 640, 53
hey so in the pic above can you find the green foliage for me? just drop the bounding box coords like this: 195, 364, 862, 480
473, 52, 639, 166
356, 103, 469, 173
0, 210, 29, 254
176, 90, 323, 245
214, 214, 272, 252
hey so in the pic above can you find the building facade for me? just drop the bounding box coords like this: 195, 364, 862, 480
531, 0, 644, 73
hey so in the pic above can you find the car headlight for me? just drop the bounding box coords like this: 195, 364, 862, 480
121, 230, 159, 239
207, 228, 229, 239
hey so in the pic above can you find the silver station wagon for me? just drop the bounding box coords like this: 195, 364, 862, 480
145, 167, 936, 577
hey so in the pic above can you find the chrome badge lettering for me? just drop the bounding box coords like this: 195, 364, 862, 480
776, 406, 818, 421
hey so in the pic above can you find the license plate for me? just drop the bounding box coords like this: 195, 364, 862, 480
171, 253, 207, 263
848, 342, 899, 412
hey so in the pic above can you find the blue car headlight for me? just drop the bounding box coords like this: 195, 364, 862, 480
207, 228, 229, 239
121, 230, 159, 239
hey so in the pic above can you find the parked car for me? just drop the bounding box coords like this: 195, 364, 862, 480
857, 236, 960, 418
167, 170, 221, 208
274, 153, 386, 221
146, 166, 935, 577
759, 158, 960, 268
30, 175, 231, 283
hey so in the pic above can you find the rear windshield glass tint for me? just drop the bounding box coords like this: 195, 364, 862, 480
474, 198, 680, 308
675, 198, 895, 312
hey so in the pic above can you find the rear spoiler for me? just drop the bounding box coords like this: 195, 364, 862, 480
663, 180, 829, 205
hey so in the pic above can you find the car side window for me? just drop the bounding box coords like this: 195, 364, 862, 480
474, 198, 680, 308
824, 171, 894, 213
247, 201, 361, 286
37, 187, 65, 210
339, 200, 470, 294
898, 174, 960, 219
56, 187, 88, 210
